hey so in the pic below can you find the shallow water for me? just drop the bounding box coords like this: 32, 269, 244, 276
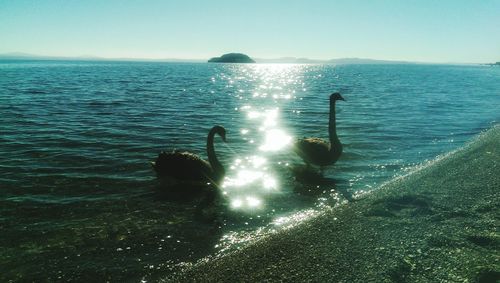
0, 61, 499, 281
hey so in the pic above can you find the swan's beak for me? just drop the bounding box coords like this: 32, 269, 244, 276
340, 97, 346, 101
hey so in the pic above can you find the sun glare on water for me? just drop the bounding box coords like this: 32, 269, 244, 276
220, 64, 305, 212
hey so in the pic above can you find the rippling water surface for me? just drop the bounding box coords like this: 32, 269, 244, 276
0, 61, 499, 281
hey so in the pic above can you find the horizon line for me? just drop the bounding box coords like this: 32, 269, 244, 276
0, 51, 493, 65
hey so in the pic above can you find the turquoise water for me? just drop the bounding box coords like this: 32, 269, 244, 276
0, 61, 499, 281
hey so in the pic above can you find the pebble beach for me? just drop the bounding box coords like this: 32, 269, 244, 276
169, 125, 499, 282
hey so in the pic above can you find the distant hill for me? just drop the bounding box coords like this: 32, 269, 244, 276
256, 57, 325, 64
208, 53, 255, 63
0, 52, 80, 61
0, 52, 204, 63
256, 57, 412, 64
327, 57, 412, 65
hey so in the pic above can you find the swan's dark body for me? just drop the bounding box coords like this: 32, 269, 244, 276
152, 126, 226, 184
294, 92, 345, 169
153, 151, 213, 180
294, 137, 338, 167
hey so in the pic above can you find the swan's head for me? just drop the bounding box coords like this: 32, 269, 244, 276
213, 125, 227, 142
330, 92, 345, 102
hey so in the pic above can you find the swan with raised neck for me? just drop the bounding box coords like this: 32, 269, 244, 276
206, 125, 226, 181
294, 92, 345, 170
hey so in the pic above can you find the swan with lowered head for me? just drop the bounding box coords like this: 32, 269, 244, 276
293, 92, 345, 171
152, 125, 227, 185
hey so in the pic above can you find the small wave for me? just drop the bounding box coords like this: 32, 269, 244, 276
5, 194, 125, 204
23, 89, 49, 94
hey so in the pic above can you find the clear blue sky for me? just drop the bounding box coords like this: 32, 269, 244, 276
1, 0, 499, 63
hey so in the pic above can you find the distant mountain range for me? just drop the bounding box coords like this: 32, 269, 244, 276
0, 52, 464, 65
255, 57, 413, 64
485, 62, 500, 66
0, 52, 204, 63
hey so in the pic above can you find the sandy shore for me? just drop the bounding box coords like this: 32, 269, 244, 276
167, 125, 499, 282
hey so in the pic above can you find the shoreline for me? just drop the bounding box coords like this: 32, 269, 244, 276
167, 125, 499, 282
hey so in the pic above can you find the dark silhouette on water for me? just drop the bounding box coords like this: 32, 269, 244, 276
208, 53, 255, 63
293, 92, 345, 173
152, 125, 227, 186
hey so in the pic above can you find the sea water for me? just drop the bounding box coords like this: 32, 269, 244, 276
0, 61, 499, 281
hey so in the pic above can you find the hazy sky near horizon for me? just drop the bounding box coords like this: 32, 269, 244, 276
1, 0, 499, 63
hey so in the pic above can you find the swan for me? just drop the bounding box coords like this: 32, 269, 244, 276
152, 125, 227, 185
293, 92, 345, 172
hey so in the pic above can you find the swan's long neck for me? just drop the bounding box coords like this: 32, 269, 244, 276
328, 100, 342, 157
207, 128, 224, 179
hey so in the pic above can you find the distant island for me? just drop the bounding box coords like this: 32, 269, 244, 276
482, 62, 500, 66
208, 53, 255, 63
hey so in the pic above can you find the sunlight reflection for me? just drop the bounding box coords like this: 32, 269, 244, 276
246, 196, 261, 207
244, 107, 292, 152
251, 156, 267, 168
219, 64, 307, 213
272, 209, 319, 228
262, 108, 278, 128
247, 111, 261, 119
222, 164, 278, 192
230, 196, 262, 209
262, 177, 277, 189
224, 170, 263, 188
222, 154, 279, 211
231, 199, 243, 208
259, 129, 292, 152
